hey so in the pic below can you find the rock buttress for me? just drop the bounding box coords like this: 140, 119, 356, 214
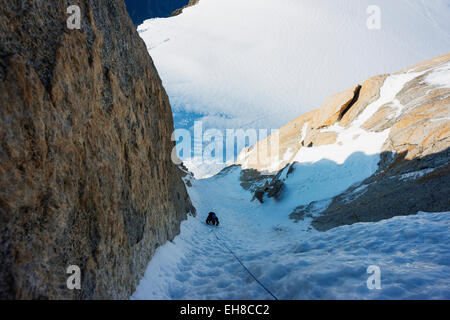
0, 0, 195, 299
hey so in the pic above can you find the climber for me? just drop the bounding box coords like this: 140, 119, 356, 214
206, 212, 220, 226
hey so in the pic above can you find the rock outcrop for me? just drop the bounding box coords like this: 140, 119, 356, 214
310, 84, 361, 129
0, 0, 194, 299
171, 0, 200, 16
237, 53, 450, 230
312, 55, 450, 230
125, 0, 191, 25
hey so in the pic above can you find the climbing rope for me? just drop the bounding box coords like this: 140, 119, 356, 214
212, 229, 279, 300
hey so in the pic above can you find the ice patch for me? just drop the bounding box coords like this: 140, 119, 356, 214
300, 122, 309, 143
342, 184, 370, 204
425, 61, 450, 88
396, 168, 436, 181
430, 116, 450, 122
388, 99, 406, 119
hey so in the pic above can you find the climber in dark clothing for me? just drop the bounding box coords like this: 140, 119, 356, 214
206, 212, 220, 226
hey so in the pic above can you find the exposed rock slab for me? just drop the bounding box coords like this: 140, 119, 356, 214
311, 84, 361, 129
303, 131, 338, 148
340, 74, 388, 127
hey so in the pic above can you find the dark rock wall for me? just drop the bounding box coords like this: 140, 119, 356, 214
0, 0, 194, 299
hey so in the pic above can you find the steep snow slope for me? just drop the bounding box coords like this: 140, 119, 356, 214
132, 165, 450, 299
132, 54, 450, 300
138, 0, 450, 133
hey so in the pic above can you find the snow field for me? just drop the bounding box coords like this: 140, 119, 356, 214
132, 164, 450, 299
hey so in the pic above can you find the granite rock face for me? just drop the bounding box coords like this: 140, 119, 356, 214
310, 84, 361, 129
0, 0, 194, 299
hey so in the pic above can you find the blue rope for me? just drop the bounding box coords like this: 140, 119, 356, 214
212, 230, 279, 300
